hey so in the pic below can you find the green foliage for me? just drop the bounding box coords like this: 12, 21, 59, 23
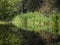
0, 0, 60, 45
0, 0, 14, 21
0, 24, 22, 45
12, 12, 54, 32
12, 12, 60, 35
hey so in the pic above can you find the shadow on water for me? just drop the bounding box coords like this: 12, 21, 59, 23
0, 24, 60, 45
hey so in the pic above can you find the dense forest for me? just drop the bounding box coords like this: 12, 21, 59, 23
0, 0, 60, 45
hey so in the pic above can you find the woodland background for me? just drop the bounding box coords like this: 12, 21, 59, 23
0, 0, 60, 45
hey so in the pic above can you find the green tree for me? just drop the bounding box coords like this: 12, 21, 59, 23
0, 0, 14, 21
